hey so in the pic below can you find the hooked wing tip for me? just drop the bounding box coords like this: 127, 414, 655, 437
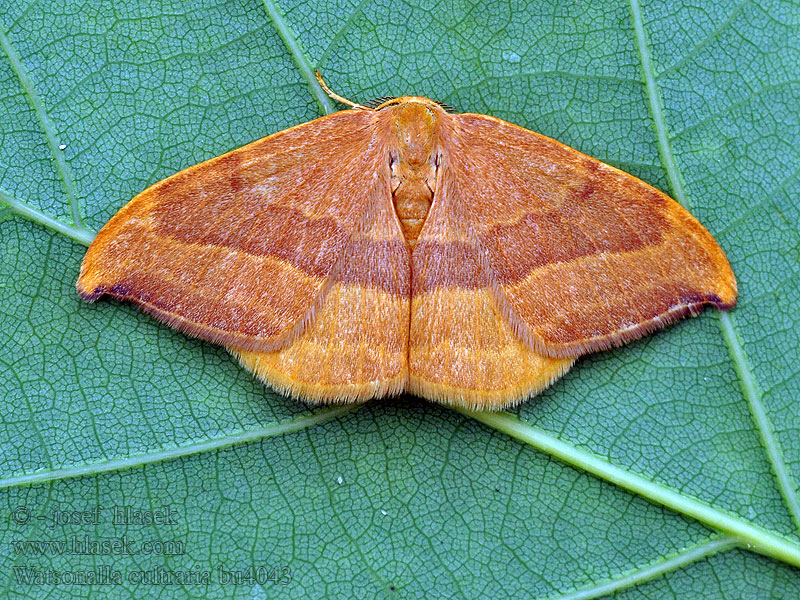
76, 278, 103, 303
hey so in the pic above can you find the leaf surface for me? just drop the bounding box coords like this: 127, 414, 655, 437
1, 0, 799, 597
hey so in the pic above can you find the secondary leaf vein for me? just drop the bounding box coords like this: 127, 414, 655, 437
0, 187, 95, 246
0, 20, 84, 228
0, 406, 355, 489
544, 535, 739, 600
260, 0, 335, 115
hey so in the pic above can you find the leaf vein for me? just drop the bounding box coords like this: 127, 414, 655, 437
0, 188, 95, 246
317, 0, 373, 68
668, 81, 800, 143
259, 0, 335, 115
657, 0, 752, 78
460, 409, 800, 568
544, 535, 739, 600
0, 19, 84, 228
0, 406, 355, 489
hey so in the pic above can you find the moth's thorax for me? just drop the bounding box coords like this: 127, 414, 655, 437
386, 100, 442, 248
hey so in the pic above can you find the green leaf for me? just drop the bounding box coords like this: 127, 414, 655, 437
1, 0, 799, 597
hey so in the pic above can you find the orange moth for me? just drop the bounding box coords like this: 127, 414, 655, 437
77, 75, 737, 410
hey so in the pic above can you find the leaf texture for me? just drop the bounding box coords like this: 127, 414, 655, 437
1, 0, 799, 597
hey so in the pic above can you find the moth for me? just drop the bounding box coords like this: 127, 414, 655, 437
77, 77, 737, 410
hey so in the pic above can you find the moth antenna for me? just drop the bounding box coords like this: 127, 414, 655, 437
363, 97, 395, 108
315, 71, 371, 110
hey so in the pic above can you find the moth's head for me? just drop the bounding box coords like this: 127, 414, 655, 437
380, 97, 445, 166
373, 96, 446, 111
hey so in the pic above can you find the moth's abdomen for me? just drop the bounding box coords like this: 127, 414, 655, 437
392, 176, 433, 247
